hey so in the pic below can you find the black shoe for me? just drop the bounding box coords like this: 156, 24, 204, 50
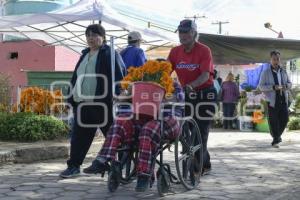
272, 143, 280, 148
271, 138, 282, 146
59, 166, 80, 178
202, 166, 211, 176
83, 160, 109, 174
135, 175, 150, 192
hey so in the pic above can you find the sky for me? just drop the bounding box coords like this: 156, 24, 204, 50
108, 0, 300, 39
1, 0, 300, 39
1, 0, 300, 42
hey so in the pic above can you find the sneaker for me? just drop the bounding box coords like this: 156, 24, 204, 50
83, 160, 109, 174
135, 175, 150, 192
271, 138, 281, 148
59, 166, 80, 178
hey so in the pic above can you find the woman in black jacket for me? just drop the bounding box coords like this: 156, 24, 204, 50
60, 24, 125, 178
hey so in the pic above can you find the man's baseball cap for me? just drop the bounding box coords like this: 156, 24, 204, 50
128, 31, 142, 41
176, 19, 197, 32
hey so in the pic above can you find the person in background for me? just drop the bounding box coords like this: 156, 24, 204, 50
221, 72, 239, 129
120, 31, 147, 69
213, 69, 221, 95
217, 72, 223, 86
258, 50, 292, 148
59, 24, 125, 178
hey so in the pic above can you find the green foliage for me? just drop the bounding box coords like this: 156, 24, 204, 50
260, 99, 268, 113
0, 73, 12, 113
287, 117, 300, 131
239, 91, 247, 116
0, 112, 69, 142
244, 86, 253, 92
142, 71, 163, 84
0, 112, 9, 135
212, 119, 223, 128
295, 93, 300, 109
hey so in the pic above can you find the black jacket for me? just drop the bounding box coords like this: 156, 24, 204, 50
67, 44, 125, 107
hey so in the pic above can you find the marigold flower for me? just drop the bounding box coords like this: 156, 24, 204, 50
121, 60, 175, 97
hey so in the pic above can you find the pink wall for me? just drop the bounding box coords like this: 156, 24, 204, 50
0, 40, 54, 92
55, 46, 80, 71
0, 40, 79, 102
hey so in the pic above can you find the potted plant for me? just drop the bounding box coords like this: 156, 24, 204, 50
253, 100, 270, 132
121, 60, 175, 117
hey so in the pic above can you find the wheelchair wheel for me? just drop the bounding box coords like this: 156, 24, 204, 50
157, 168, 171, 197
175, 118, 203, 190
107, 161, 121, 192
117, 149, 138, 184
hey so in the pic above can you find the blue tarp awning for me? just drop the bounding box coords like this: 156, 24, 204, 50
241, 63, 270, 89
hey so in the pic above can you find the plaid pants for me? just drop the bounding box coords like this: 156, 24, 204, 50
97, 115, 180, 175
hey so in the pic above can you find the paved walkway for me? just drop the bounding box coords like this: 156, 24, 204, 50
0, 130, 300, 200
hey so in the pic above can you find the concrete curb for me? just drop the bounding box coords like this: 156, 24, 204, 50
0, 150, 15, 164
0, 137, 104, 165
15, 146, 69, 163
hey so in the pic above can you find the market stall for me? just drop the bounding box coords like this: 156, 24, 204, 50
198, 34, 300, 132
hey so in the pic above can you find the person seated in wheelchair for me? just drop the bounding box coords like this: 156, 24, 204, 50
84, 81, 184, 192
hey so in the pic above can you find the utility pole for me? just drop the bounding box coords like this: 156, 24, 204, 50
212, 21, 229, 34
185, 14, 206, 22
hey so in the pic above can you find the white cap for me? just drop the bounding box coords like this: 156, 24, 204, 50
128, 31, 142, 41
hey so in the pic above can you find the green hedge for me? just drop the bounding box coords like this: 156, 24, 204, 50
0, 112, 69, 142
287, 117, 300, 131
295, 93, 300, 109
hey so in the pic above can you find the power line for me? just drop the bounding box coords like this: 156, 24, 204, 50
208, 0, 234, 16
204, 0, 233, 13
200, 0, 223, 13
118, 11, 176, 32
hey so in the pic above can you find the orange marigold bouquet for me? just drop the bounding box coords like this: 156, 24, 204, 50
17, 87, 65, 115
252, 110, 264, 124
121, 60, 175, 96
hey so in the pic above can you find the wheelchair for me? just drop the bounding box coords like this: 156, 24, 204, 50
106, 101, 204, 197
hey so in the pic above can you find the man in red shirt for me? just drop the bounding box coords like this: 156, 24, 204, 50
168, 19, 217, 175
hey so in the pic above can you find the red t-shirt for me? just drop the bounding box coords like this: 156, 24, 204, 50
168, 42, 214, 90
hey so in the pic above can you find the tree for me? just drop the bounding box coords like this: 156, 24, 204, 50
0, 73, 12, 112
